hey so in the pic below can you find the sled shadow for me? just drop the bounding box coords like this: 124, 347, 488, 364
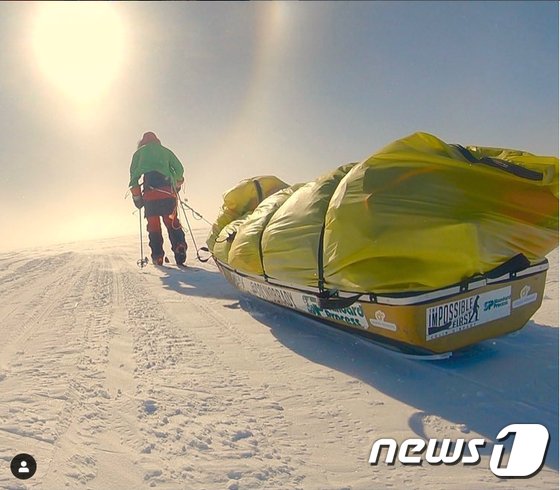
158, 266, 239, 301
238, 294, 559, 471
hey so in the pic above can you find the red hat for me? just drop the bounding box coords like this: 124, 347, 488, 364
138, 131, 160, 148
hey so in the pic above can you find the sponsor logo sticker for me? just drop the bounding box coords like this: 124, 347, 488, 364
370, 310, 397, 332
244, 281, 296, 308
426, 287, 511, 340
512, 285, 538, 309
293, 295, 369, 329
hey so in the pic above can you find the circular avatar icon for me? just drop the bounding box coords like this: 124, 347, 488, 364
10, 453, 37, 480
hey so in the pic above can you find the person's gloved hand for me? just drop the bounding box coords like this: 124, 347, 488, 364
130, 185, 144, 209
132, 195, 144, 209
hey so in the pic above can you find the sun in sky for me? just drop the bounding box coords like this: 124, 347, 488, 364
30, 2, 126, 106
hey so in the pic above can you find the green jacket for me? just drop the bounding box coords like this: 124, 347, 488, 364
129, 142, 184, 188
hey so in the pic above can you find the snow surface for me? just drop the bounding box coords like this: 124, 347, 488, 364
0, 228, 557, 489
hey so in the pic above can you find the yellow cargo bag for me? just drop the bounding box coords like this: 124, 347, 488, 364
210, 132, 558, 294
207, 176, 288, 252
228, 184, 304, 275
323, 133, 558, 292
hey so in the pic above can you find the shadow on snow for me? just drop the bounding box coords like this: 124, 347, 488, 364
240, 294, 559, 472
159, 266, 558, 471
158, 265, 239, 301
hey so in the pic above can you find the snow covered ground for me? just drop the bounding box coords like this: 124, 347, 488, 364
0, 228, 557, 489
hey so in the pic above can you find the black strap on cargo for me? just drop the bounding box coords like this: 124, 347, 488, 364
317, 291, 362, 310
485, 253, 530, 279
315, 222, 361, 310
452, 144, 543, 181
252, 178, 267, 277
317, 223, 326, 292
214, 230, 237, 244
253, 179, 264, 203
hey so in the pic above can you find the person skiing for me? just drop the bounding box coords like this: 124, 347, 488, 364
129, 131, 188, 266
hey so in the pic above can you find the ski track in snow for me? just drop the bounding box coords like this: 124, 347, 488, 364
0, 231, 557, 490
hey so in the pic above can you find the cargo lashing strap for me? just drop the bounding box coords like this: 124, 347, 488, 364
315, 221, 361, 310
457, 254, 531, 291
253, 179, 264, 204
317, 291, 362, 310
316, 244, 530, 310
452, 145, 543, 181
484, 253, 530, 279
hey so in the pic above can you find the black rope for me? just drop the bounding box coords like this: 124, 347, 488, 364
181, 201, 213, 226
177, 198, 211, 262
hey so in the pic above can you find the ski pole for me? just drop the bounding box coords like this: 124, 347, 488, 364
137, 210, 148, 268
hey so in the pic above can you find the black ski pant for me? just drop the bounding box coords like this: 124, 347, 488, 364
146, 213, 186, 260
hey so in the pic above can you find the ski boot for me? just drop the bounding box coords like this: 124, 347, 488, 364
174, 243, 187, 266
148, 232, 165, 266
152, 255, 165, 266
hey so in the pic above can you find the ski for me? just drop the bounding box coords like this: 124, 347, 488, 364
149, 262, 200, 272
352, 334, 453, 361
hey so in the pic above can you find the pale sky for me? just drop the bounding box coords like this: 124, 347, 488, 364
0, 1, 557, 251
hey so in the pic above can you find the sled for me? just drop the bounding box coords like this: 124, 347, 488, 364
207, 133, 557, 353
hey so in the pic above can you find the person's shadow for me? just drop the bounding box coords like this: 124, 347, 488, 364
158, 265, 240, 301
160, 267, 558, 471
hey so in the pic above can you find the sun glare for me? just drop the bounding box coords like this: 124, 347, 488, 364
31, 2, 126, 105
